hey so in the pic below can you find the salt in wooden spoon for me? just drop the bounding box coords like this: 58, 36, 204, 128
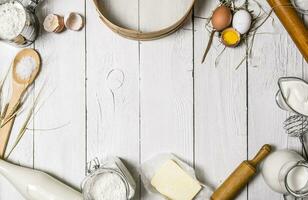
0, 48, 41, 158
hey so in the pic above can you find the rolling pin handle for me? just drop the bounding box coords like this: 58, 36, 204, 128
249, 144, 272, 167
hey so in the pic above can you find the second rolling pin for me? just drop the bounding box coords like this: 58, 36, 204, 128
267, 0, 308, 62
211, 144, 272, 200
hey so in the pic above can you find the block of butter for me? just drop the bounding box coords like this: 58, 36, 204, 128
151, 159, 202, 200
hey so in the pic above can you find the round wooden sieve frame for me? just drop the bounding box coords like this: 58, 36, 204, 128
92, 0, 196, 41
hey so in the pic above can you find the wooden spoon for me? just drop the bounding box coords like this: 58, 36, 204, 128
0, 48, 41, 158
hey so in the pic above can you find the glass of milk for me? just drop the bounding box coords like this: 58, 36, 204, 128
0, 0, 40, 47
261, 150, 308, 198
285, 161, 308, 198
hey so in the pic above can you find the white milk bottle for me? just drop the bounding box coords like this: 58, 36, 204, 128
0, 159, 82, 200
261, 149, 308, 198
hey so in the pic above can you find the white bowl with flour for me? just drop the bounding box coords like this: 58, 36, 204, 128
276, 77, 308, 116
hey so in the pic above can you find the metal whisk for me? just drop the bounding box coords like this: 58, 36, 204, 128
284, 115, 308, 159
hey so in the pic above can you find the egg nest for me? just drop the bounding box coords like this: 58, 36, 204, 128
202, 0, 274, 69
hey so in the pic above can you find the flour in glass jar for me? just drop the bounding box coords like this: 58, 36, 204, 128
89, 173, 127, 200
0, 1, 26, 40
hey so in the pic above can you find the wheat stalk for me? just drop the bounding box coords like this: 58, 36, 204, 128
5, 85, 44, 159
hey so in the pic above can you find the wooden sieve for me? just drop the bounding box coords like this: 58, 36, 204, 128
92, 0, 195, 41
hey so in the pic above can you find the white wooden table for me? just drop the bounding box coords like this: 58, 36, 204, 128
0, 0, 307, 199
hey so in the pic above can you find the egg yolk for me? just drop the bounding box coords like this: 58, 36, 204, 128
222, 30, 240, 46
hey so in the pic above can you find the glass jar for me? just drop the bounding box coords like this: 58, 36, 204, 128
261, 150, 308, 198
0, 0, 40, 47
82, 157, 136, 200
284, 160, 308, 198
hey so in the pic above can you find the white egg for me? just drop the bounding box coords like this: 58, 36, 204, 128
232, 10, 252, 34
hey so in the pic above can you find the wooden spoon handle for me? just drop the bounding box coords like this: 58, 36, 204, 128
0, 93, 22, 158
0, 116, 16, 158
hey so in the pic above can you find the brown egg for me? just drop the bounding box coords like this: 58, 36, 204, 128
211, 5, 232, 31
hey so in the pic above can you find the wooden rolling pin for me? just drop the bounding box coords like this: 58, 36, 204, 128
267, 0, 308, 62
211, 144, 272, 200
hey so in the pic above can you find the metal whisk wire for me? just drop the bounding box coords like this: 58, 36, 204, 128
284, 115, 308, 137
284, 114, 308, 159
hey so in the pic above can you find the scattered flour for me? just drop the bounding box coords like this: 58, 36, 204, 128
16, 56, 36, 80
0, 1, 26, 40
89, 173, 127, 200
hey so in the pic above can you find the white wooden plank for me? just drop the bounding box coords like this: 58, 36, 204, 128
86, 0, 141, 199
0, 43, 33, 200
33, 0, 85, 190
194, 1, 247, 200
139, 1, 194, 199
247, 1, 305, 199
